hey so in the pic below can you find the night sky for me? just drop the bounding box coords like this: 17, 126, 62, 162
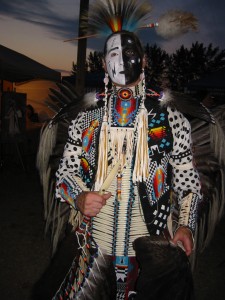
0, 0, 224, 75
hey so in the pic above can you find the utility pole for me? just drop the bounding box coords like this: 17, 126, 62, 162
75, 0, 89, 96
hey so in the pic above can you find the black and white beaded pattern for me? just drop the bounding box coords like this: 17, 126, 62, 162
55, 112, 84, 201
182, 193, 199, 232
55, 107, 104, 202
167, 106, 201, 230
152, 204, 170, 235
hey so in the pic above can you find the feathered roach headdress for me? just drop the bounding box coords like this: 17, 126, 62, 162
66, 0, 198, 41
83, 0, 153, 36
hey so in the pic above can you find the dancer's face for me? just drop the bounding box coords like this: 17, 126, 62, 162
104, 32, 143, 86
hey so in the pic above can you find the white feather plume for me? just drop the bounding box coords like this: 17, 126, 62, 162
156, 10, 198, 39
83, 92, 98, 108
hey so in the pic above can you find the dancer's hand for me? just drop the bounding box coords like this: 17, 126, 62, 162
171, 226, 194, 256
76, 191, 112, 217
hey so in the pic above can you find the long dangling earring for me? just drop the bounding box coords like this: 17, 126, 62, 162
140, 68, 145, 81
140, 68, 146, 100
103, 72, 109, 108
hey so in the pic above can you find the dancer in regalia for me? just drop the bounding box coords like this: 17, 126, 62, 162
51, 1, 203, 299
37, 1, 223, 299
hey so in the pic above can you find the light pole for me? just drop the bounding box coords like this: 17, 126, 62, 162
75, 0, 89, 96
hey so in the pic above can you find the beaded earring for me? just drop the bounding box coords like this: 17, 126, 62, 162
103, 72, 109, 109
140, 68, 146, 101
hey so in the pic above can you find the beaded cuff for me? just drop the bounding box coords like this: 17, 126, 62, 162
59, 177, 81, 209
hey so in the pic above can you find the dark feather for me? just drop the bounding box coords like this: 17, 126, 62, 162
44, 99, 61, 114
49, 87, 73, 105
189, 105, 225, 258
53, 249, 116, 300
161, 90, 215, 123
51, 101, 83, 124
133, 236, 194, 300
56, 81, 81, 101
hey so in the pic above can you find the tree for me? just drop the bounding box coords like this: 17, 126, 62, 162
144, 44, 170, 88
71, 61, 88, 76
87, 51, 104, 73
167, 45, 191, 91
71, 61, 77, 76
168, 42, 225, 91
70, 42, 225, 92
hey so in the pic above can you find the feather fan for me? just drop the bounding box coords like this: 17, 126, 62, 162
133, 236, 194, 300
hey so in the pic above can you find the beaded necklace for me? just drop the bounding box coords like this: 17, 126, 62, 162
95, 82, 149, 191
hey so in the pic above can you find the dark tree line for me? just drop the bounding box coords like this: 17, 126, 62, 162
167, 42, 225, 91
71, 42, 225, 92
72, 51, 104, 74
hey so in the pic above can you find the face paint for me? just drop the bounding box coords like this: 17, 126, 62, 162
105, 32, 143, 86
105, 34, 126, 85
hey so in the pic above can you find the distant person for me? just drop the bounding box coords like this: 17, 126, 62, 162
5, 98, 23, 136
26, 104, 39, 123
38, 110, 51, 123
26, 104, 43, 134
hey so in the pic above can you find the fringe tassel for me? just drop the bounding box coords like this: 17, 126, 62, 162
110, 127, 134, 167
36, 123, 58, 222
69, 209, 83, 230
133, 105, 149, 182
36, 123, 58, 183
45, 191, 71, 256
95, 114, 109, 191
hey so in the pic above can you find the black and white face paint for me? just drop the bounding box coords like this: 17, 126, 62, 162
105, 32, 143, 86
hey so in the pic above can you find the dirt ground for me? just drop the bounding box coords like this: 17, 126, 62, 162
0, 152, 225, 300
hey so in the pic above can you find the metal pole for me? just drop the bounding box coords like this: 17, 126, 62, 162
75, 0, 89, 96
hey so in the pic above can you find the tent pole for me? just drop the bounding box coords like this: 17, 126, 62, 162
75, 0, 89, 96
